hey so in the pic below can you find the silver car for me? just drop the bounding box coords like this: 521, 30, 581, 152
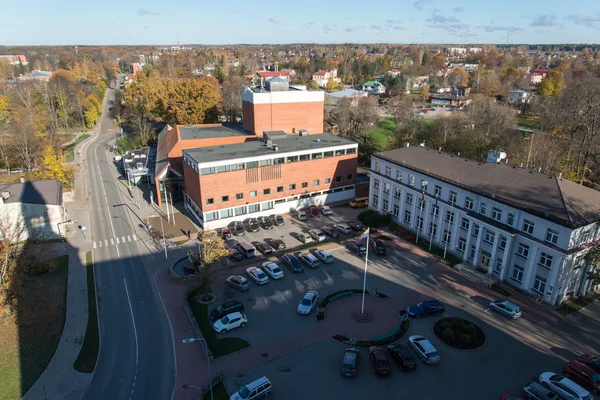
489, 299, 522, 319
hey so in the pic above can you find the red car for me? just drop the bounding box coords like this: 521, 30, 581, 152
578, 354, 600, 373
369, 346, 391, 377
564, 360, 600, 394
221, 227, 231, 239
310, 205, 320, 218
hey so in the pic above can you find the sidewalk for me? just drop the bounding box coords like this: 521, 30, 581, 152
22, 132, 98, 400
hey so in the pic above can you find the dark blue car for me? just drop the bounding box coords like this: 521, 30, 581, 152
407, 300, 445, 318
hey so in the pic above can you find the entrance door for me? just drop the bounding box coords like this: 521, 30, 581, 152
479, 251, 491, 272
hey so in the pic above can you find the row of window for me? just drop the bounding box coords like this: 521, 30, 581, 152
195, 147, 357, 176
205, 174, 354, 205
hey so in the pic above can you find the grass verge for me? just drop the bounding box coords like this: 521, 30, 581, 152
370, 118, 396, 151
73, 251, 99, 373
555, 293, 600, 316
63, 134, 91, 162
187, 288, 250, 358
203, 381, 229, 400
0, 254, 68, 399
516, 115, 540, 130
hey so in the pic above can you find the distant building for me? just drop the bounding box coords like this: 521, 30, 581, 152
507, 90, 531, 104
17, 70, 52, 82
325, 89, 368, 106
312, 69, 341, 87
0, 55, 28, 65
445, 47, 467, 55
361, 81, 386, 95
130, 63, 144, 75
123, 148, 150, 185
255, 69, 290, 83
530, 69, 549, 85
429, 94, 471, 107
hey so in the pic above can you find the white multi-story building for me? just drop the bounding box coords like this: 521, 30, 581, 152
370, 146, 600, 305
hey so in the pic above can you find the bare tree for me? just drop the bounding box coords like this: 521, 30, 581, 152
221, 76, 244, 122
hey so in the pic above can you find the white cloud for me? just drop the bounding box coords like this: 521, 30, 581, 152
565, 13, 600, 29
413, 0, 433, 11
483, 25, 522, 32
530, 14, 557, 27
137, 8, 158, 16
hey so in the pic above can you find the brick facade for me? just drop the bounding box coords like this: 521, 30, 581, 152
242, 101, 324, 135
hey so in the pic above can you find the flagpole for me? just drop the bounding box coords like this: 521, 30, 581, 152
360, 230, 370, 314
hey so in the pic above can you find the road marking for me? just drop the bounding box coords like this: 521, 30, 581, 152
127, 235, 131, 242
110, 238, 114, 245
93, 242, 97, 249
116, 237, 120, 244
122, 236, 126, 243
104, 239, 109, 247
123, 279, 139, 400
133, 234, 138, 241
95, 160, 120, 258
485, 308, 493, 315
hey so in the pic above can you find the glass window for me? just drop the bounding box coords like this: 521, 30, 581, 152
385, 166, 391, 177
373, 179, 380, 189
582, 230, 590, 243
201, 167, 215, 175
372, 194, 379, 207
234, 206, 246, 216
248, 204, 260, 213
403, 210, 411, 224
259, 159, 271, 166
539, 253, 553, 269
522, 219, 535, 235
221, 195, 229, 203
545, 228, 559, 245
335, 175, 342, 183
445, 211, 455, 224
512, 265, 524, 283
382, 199, 389, 211
217, 165, 230, 173
204, 211, 218, 222
406, 193, 413, 205
246, 161, 258, 168
249, 191, 257, 197
236, 193, 243, 200
457, 237, 466, 252
484, 231, 495, 244
499, 236, 507, 249
289, 184, 296, 190
220, 209, 233, 218
443, 229, 451, 244
461, 218, 470, 230
335, 149, 345, 156
507, 213, 515, 226
495, 258, 503, 273
277, 186, 284, 193
206, 198, 214, 205
300, 154, 310, 161
396, 170, 402, 181
287, 155, 298, 163
421, 180, 428, 191
262, 201, 274, 210
394, 187, 401, 198
273, 157, 284, 165
324, 151, 334, 158
312, 152, 323, 160
473, 224, 479, 238
375, 162, 380, 172
431, 206, 439, 217
313, 180, 319, 186
517, 243, 529, 258
346, 147, 356, 154
347, 174, 353, 180
383, 182, 390, 193
449, 191, 457, 205
263, 188, 271, 195
301, 182, 308, 188
230, 163, 238, 171
434, 185, 442, 197
408, 175, 415, 186
393, 204, 399, 216
416, 216, 424, 231
491, 207, 502, 221
533, 275, 546, 293
480, 202, 487, 215
465, 197, 474, 210
469, 245, 476, 260
428, 222, 437, 237
324, 178, 331, 184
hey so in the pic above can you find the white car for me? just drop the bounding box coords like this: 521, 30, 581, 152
298, 290, 319, 315
308, 229, 327, 242
297, 211, 307, 221
315, 249, 334, 264
261, 262, 285, 279
298, 253, 320, 268
334, 223, 353, 235
213, 311, 248, 334
246, 266, 269, 285
320, 205, 332, 215
539, 372, 593, 400
408, 335, 440, 365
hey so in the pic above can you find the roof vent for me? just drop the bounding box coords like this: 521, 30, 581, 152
230, 152, 236, 155
273, 144, 278, 151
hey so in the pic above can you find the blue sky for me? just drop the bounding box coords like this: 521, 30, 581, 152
3, 0, 600, 45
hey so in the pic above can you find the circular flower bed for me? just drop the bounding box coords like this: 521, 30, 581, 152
433, 317, 486, 351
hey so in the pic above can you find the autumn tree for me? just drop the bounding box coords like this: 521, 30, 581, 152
307, 81, 319, 90
221, 76, 245, 123
447, 67, 469, 87
37, 145, 73, 186
123, 72, 161, 145
196, 230, 231, 297
157, 77, 222, 125
419, 85, 430, 101
537, 70, 564, 97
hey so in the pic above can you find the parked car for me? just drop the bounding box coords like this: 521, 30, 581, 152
523, 382, 560, 400
229, 376, 273, 400
500, 393, 524, 400
297, 232, 314, 244
370, 238, 386, 255
564, 361, 600, 394
369, 346, 392, 377
387, 344, 417, 371
221, 227, 232, 239
270, 239, 286, 251
298, 253, 319, 268
341, 348, 360, 377
578, 355, 600, 373
335, 223, 353, 235
271, 214, 285, 226
261, 262, 284, 279
297, 290, 319, 315
259, 216, 273, 230
248, 218, 260, 232
282, 253, 304, 273
234, 221, 245, 236
315, 249, 334, 264
322, 226, 339, 238
229, 249, 243, 262
213, 311, 248, 334
308, 229, 326, 242
407, 300, 445, 318
310, 205, 320, 218
489, 299, 522, 319
226, 275, 250, 291
246, 266, 269, 285
255, 242, 273, 255
409, 335, 440, 364
349, 221, 364, 231
297, 211, 307, 221
538, 372, 593, 400
347, 240, 366, 256
320, 205, 332, 215
209, 300, 244, 322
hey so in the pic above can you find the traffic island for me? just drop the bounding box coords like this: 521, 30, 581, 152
433, 317, 486, 351
331, 310, 410, 348
315, 289, 389, 322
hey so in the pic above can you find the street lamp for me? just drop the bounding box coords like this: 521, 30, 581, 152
182, 337, 213, 400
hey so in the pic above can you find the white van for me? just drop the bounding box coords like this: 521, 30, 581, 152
236, 242, 256, 258
230, 376, 273, 400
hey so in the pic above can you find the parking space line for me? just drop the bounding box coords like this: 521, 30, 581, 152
110, 238, 114, 245
116, 237, 120, 244
98, 241, 102, 248
104, 239, 108, 247
122, 236, 126, 243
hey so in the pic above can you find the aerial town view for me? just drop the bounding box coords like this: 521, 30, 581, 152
1, 1, 600, 399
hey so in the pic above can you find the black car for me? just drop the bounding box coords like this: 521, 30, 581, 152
282, 253, 304, 272
387, 344, 417, 371
370, 239, 386, 255
347, 240, 367, 256
407, 300, 445, 318
271, 214, 285, 226
234, 221, 245, 236
322, 226, 339, 238
341, 348, 360, 377
349, 221, 364, 231
270, 239, 286, 251
259, 216, 273, 230
247, 218, 260, 232
229, 249, 243, 261
256, 242, 273, 255
209, 300, 245, 321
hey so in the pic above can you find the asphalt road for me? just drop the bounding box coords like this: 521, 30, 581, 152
81, 86, 175, 400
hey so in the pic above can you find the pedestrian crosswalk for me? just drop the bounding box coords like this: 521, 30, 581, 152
93, 234, 138, 249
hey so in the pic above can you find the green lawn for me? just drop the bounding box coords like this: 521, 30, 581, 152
422, 118, 433, 128
516, 115, 541, 130
203, 381, 230, 400
63, 134, 91, 162
73, 251, 99, 373
370, 118, 396, 150
187, 288, 250, 358
0, 254, 69, 399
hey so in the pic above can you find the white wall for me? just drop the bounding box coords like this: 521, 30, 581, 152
0, 202, 64, 241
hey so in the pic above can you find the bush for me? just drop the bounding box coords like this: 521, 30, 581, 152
459, 333, 472, 346
357, 210, 390, 229
442, 328, 455, 343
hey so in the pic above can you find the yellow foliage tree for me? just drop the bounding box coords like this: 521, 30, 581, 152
37, 146, 73, 186
419, 85, 430, 101
537, 70, 564, 97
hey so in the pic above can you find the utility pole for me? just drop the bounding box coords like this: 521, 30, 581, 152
525, 133, 535, 169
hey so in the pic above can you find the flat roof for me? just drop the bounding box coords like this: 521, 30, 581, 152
376, 146, 600, 229
185, 133, 356, 164
0, 180, 62, 206
179, 124, 251, 140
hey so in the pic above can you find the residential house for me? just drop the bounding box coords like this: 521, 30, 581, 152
312, 69, 341, 87
0, 55, 29, 65
530, 69, 549, 85
507, 90, 531, 104
17, 70, 53, 82
130, 63, 144, 75
429, 94, 471, 107
325, 89, 368, 107
361, 81, 386, 95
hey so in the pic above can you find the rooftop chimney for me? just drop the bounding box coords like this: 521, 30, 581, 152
299, 129, 308, 136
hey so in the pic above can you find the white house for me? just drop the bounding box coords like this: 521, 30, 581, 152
370, 146, 600, 306
312, 69, 341, 87
507, 90, 531, 104
0, 180, 65, 241
361, 81, 386, 95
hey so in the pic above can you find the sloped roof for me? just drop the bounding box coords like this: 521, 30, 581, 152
0, 180, 62, 206
376, 147, 600, 229
256, 70, 290, 78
